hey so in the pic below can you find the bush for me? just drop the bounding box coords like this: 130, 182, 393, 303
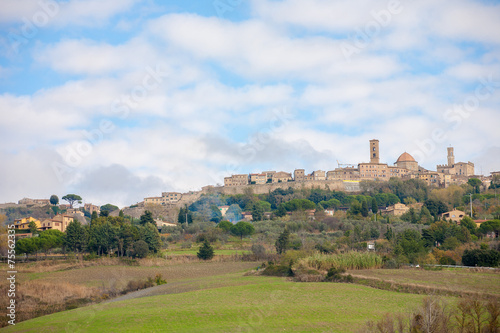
251, 244, 267, 259
262, 263, 294, 277
133, 240, 149, 258
439, 256, 456, 265
324, 267, 353, 283
383, 259, 399, 269
123, 278, 154, 293
462, 249, 500, 267
154, 273, 167, 285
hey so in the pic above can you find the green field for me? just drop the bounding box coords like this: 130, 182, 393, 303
4, 260, 497, 332
350, 268, 500, 297
2, 269, 429, 332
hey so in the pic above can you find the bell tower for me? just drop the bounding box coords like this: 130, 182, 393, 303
447, 147, 454, 166
370, 139, 380, 164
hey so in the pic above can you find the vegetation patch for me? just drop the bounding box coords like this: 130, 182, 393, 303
299, 252, 383, 271
261, 262, 294, 277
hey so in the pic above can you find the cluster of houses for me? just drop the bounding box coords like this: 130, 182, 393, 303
11, 202, 102, 238
224, 140, 490, 189
13, 214, 74, 238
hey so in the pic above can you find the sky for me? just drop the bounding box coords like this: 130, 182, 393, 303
0, 0, 499, 208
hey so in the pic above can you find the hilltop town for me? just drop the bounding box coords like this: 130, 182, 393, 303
143, 139, 493, 208
3, 139, 498, 231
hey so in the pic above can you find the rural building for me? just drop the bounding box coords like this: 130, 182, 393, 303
241, 212, 253, 221
13, 217, 42, 230
441, 210, 466, 223
383, 203, 410, 216
218, 205, 230, 216
40, 214, 74, 232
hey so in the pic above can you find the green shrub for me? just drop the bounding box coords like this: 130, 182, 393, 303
324, 267, 353, 283
154, 273, 167, 285
462, 249, 500, 267
383, 259, 399, 269
439, 256, 456, 265
262, 263, 294, 277
133, 240, 149, 258
251, 244, 267, 259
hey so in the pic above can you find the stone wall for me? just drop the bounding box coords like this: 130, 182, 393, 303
213, 179, 358, 195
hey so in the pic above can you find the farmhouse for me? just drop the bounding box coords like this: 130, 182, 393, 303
441, 209, 466, 223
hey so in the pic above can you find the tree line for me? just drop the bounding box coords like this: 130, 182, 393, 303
15, 211, 162, 259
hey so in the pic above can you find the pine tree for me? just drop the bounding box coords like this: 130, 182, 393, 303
275, 228, 290, 255
140, 210, 155, 225
197, 239, 214, 260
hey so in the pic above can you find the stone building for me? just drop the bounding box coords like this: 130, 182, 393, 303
18, 198, 50, 206
249, 173, 267, 184
383, 203, 410, 216
294, 169, 305, 181
84, 203, 100, 215
271, 171, 293, 183
441, 209, 466, 223
144, 192, 183, 205
437, 147, 474, 176
224, 174, 249, 187
40, 214, 74, 232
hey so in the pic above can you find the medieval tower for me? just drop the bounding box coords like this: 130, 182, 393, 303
370, 139, 380, 164
447, 147, 455, 166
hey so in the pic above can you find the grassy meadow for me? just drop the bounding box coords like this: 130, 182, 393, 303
1, 255, 498, 332
2, 271, 429, 333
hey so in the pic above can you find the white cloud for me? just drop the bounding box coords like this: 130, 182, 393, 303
0, 0, 141, 27
148, 14, 401, 81
0, 0, 41, 23
252, 0, 389, 32
35, 38, 161, 75
0, 149, 66, 204
1, 0, 500, 205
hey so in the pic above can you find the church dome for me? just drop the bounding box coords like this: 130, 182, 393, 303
397, 152, 416, 163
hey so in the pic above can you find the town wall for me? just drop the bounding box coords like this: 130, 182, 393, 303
213, 179, 356, 195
